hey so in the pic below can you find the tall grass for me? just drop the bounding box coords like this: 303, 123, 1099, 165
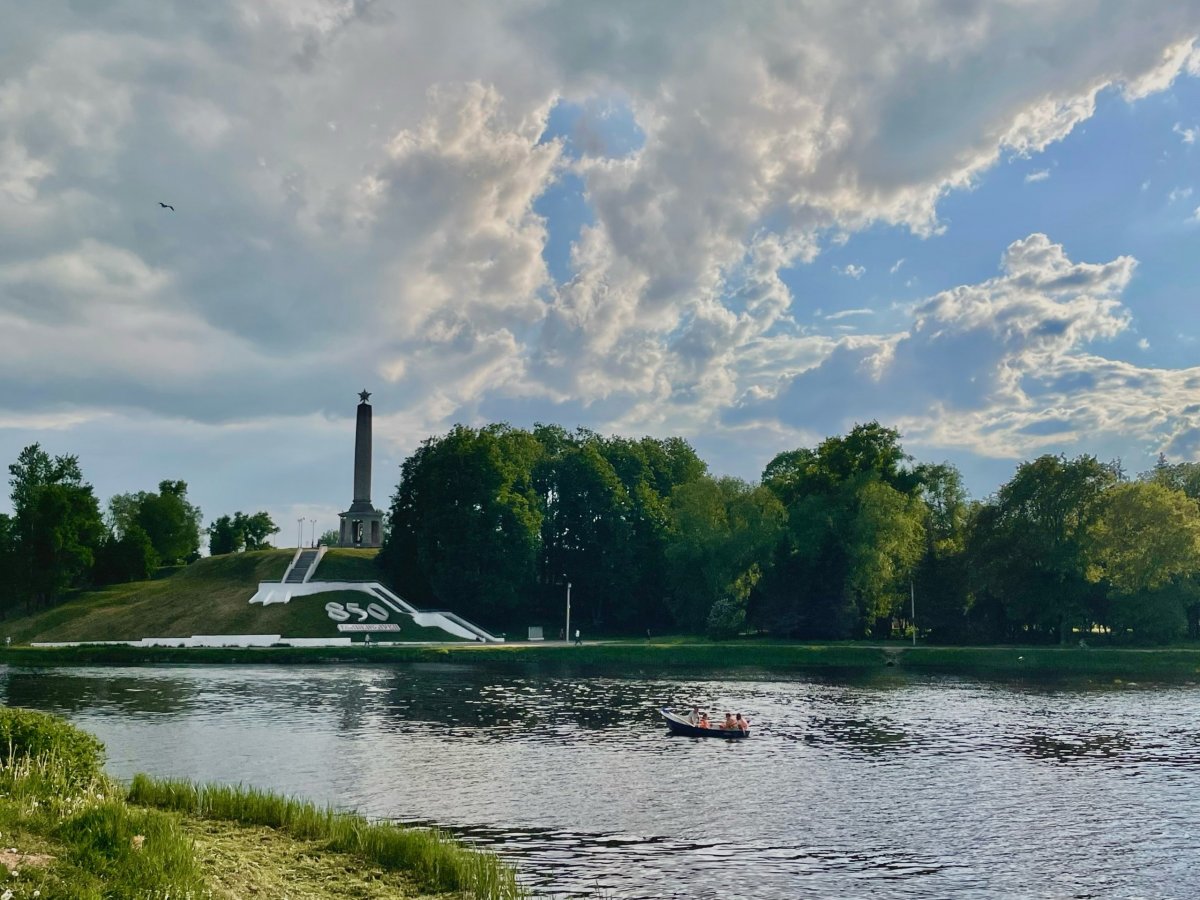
0, 751, 207, 900
128, 774, 527, 900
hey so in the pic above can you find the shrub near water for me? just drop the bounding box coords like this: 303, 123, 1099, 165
0, 707, 104, 785
0, 725, 207, 900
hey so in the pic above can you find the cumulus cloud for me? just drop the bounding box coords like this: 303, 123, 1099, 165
834, 264, 866, 279
1174, 121, 1200, 143
2, 1, 1200, 513
726, 234, 1183, 460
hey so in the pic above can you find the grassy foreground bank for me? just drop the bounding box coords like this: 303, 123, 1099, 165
4, 638, 1200, 679
0, 708, 524, 899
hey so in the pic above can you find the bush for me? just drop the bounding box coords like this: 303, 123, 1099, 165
706, 596, 746, 640
0, 707, 104, 785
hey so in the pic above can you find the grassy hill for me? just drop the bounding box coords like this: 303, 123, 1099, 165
1, 549, 466, 644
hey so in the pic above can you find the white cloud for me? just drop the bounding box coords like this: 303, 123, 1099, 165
834, 264, 866, 279
728, 234, 1167, 460
1138, 337, 1151, 350
1, 2, 1200, 511
890, 258, 905, 274
824, 308, 874, 321
1168, 186, 1194, 202
1025, 169, 1051, 183
1174, 121, 1200, 143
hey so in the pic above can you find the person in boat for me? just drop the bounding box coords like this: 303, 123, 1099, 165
735, 713, 748, 733
687, 706, 701, 726
698, 711, 710, 728
722, 713, 737, 730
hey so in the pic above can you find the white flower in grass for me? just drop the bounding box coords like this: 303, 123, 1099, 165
2, 888, 12, 899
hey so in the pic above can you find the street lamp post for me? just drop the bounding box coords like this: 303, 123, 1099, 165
297, 517, 304, 550
565, 581, 572, 644
310, 519, 317, 548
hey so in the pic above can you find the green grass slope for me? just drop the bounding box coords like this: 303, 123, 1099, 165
1, 550, 466, 644
311, 548, 384, 581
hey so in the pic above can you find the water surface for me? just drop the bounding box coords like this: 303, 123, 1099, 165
3, 663, 1197, 898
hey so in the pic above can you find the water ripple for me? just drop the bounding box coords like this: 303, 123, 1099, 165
2, 663, 1199, 897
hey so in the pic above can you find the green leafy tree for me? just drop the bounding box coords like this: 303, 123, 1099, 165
206, 511, 278, 555
597, 435, 706, 629
206, 515, 244, 555
758, 425, 926, 638
968, 454, 1116, 643
1088, 481, 1200, 643
109, 481, 202, 564
0, 514, 19, 618
912, 463, 972, 642
94, 524, 158, 585
536, 439, 633, 630
382, 424, 543, 628
665, 477, 784, 631
233, 511, 278, 550
8, 445, 105, 610
318, 529, 340, 547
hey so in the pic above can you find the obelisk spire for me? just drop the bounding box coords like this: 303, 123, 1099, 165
353, 389, 372, 505
339, 389, 383, 547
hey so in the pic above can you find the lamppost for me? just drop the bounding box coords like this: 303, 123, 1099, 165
565, 581, 572, 644
310, 519, 317, 548
297, 517, 304, 550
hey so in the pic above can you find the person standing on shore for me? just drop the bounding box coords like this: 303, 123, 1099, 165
574, 628, 581, 646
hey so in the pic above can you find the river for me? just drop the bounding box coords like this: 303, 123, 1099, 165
2, 663, 1197, 898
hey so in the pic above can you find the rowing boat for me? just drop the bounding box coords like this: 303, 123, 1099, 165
661, 708, 749, 738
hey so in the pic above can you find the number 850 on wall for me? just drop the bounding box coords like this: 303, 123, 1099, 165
325, 600, 389, 623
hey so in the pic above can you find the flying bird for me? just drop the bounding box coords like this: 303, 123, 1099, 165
158, 202, 174, 211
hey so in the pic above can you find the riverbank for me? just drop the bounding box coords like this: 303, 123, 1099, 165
0, 708, 524, 899
4, 638, 1200, 679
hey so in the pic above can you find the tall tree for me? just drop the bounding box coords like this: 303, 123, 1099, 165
1088, 481, 1200, 643
109, 481, 202, 564
537, 439, 634, 630
758, 424, 926, 638
8, 445, 104, 610
381, 424, 543, 628
93, 524, 158, 585
0, 514, 19, 618
968, 454, 1116, 643
206, 515, 244, 555
664, 477, 784, 633
233, 511, 278, 550
912, 463, 972, 642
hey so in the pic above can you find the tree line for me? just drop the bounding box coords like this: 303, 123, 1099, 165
0, 444, 278, 617
379, 422, 1200, 644
5, 423, 1200, 645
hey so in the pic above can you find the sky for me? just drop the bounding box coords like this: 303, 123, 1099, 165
3, 1, 1200, 543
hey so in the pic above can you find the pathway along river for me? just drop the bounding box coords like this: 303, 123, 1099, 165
2, 663, 1198, 898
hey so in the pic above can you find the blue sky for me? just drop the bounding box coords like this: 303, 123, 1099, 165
3, 2, 1200, 539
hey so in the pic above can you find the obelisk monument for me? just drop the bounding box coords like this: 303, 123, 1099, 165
338, 389, 384, 547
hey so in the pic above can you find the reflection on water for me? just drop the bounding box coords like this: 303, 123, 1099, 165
3, 663, 1199, 898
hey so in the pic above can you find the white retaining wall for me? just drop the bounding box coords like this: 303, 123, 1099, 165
248, 580, 503, 642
